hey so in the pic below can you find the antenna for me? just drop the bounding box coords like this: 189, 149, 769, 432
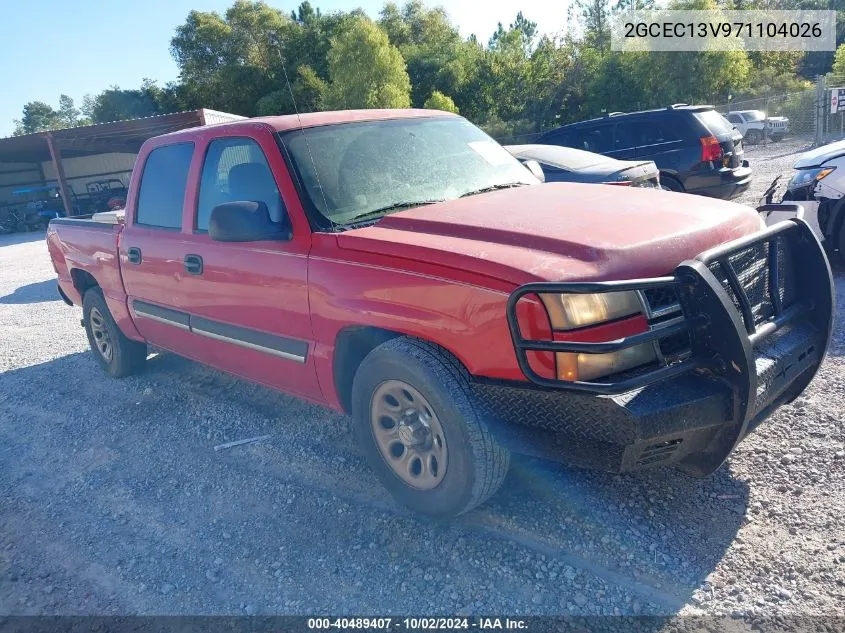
268, 32, 335, 231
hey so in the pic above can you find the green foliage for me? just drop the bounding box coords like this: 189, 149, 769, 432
11, 0, 844, 138
423, 90, 458, 113
325, 16, 411, 109
833, 44, 845, 80
12, 95, 87, 135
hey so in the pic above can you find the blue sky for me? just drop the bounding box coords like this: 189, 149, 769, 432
0, 0, 573, 137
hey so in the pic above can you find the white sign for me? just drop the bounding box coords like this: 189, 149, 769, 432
831, 88, 845, 114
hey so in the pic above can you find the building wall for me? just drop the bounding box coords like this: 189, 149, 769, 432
1, 153, 137, 207
0, 162, 43, 204
40, 152, 137, 194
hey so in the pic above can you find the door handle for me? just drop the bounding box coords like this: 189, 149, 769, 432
126, 247, 142, 264
184, 254, 203, 275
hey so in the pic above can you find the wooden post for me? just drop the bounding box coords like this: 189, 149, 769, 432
45, 133, 74, 217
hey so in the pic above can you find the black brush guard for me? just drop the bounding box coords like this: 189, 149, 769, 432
506, 217, 834, 474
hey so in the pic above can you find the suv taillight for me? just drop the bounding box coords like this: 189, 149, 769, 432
700, 135, 723, 162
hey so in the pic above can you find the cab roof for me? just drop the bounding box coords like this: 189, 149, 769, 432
155, 108, 459, 141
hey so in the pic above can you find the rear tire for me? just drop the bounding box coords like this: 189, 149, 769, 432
746, 129, 762, 145
838, 222, 845, 265
351, 337, 509, 518
660, 175, 684, 192
82, 287, 147, 377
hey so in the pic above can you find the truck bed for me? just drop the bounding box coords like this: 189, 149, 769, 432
45, 217, 141, 339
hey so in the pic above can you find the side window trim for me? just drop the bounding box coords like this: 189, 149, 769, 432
133, 142, 195, 231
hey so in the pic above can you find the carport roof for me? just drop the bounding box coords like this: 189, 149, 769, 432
0, 109, 241, 164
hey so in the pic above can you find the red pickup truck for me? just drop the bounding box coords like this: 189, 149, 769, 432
47, 109, 834, 517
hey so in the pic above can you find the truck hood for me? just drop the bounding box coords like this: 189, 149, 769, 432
794, 139, 845, 168
336, 183, 764, 285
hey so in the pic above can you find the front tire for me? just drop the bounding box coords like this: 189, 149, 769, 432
351, 337, 509, 518
82, 288, 147, 377
746, 129, 762, 144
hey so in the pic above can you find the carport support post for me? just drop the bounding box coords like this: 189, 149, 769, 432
45, 133, 74, 218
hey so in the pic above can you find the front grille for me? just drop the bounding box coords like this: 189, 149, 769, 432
708, 235, 796, 329
642, 287, 691, 362
643, 287, 680, 315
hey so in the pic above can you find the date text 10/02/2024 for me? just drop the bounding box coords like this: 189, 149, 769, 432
306, 618, 529, 630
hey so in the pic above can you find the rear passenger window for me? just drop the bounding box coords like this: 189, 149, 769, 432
135, 143, 194, 229
634, 122, 680, 146
614, 124, 636, 150
575, 126, 614, 153
196, 138, 286, 231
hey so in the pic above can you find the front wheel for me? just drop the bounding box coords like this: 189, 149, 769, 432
351, 337, 509, 518
83, 288, 147, 377
745, 129, 762, 144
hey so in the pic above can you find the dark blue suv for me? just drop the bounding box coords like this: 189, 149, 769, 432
537, 105, 752, 200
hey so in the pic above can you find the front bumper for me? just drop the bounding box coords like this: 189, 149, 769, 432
497, 218, 834, 476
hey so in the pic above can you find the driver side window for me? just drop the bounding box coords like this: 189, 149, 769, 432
196, 137, 287, 231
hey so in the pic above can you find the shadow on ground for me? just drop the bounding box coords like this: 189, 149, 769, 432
0, 350, 748, 617
0, 280, 60, 305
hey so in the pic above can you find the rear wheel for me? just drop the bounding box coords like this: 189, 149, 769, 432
660, 175, 684, 192
351, 337, 509, 518
83, 288, 147, 377
838, 221, 845, 265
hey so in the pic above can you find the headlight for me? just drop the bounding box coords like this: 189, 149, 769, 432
539, 290, 656, 382
787, 166, 835, 191
539, 291, 642, 331
556, 344, 657, 382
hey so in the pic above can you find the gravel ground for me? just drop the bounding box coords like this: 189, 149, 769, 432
0, 142, 843, 620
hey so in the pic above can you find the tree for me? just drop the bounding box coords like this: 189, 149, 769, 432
575, 0, 612, 55
423, 90, 458, 112
833, 43, 845, 79
57, 95, 83, 128
325, 17, 411, 109
12, 101, 60, 135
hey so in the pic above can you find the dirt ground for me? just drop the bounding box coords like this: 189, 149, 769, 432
0, 140, 843, 619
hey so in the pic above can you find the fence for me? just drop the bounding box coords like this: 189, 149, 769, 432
491, 75, 845, 149
714, 88, 818, 142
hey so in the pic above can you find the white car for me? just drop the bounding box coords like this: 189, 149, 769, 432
727, 110, 789, 144
761, 138, 845, 258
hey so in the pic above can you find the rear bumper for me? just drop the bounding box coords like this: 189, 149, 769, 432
499, 219, 834, 476
686, 165, 752, 200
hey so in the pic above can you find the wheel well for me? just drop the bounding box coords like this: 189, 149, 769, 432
828, 198, 845, 246
333, 326, 402, 413
70, 269, 99, 296
659, 172, 682, 188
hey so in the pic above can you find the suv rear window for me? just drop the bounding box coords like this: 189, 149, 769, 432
694, 110, 735, 137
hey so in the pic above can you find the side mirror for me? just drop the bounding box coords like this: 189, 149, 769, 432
208, 201, 291, 242
522, 159, 545, 183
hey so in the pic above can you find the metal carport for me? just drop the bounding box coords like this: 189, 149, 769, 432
0, 109, 244, 218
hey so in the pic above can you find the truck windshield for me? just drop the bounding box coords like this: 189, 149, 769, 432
279, 116, 537, 229
743, 110, 766, 122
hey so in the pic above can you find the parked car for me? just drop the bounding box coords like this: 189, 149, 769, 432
537, 104, 751, 200
761, 137, 845, 259
726, 110, 789, 144
47, 109, 833, 518
505, 144, 660, 188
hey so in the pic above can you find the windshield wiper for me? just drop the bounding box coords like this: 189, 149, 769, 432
459, 182, 529, 198
343, 200, 446, 226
